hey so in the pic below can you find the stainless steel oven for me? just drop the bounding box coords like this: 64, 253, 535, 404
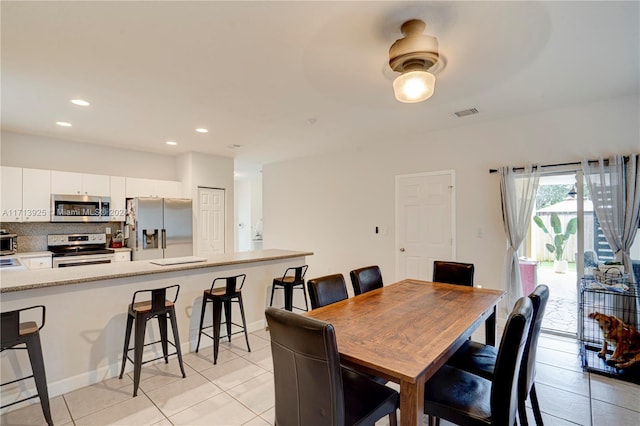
48, 233, 115, 268
51, 194, 111, 222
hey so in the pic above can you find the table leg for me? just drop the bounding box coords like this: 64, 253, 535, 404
399, 377, 424, 426
485, 305, 497, 346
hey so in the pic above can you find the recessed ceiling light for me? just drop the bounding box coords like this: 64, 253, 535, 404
306, 118, 317, 125
166, 141, 177, 146
56, 121, 72, 127
195, 128, 209, 133
71, 99, 90, 106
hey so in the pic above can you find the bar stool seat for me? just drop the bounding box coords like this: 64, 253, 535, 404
1, 305, 53, 426
118, 284, 186, 397
196, 274, 251, 364
269, 265, 309, 312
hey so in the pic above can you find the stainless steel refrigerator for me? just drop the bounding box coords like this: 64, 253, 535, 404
126, 197, 193, 260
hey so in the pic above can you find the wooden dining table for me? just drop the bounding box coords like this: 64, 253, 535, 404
305, 279, 505, 426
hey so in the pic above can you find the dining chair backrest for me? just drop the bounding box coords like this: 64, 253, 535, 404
307, 274, 349, 309
265, 307, 345, 426
491, 297, 533, 426
520, 284, 549, 398
349, 265, 383, 295
433, 261, 474, 286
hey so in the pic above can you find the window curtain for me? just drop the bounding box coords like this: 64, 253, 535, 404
583, 154, 640, 283
583, 154, 640, 330
499, 165, 540, 309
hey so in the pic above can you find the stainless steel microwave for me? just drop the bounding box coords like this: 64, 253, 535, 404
51, 194, 111, 222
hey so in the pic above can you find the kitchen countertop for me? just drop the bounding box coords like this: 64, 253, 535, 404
0, 249, 312, 293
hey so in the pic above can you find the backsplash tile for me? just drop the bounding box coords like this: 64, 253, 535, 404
0, 222, 124, 252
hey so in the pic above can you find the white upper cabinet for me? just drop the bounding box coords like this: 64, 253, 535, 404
125, 177, 184, 198
125, 177, 155, 198
82, 173, 111, 196
22, 168, 51, 222
51, 171, 110, 196
110, 176, 126, 221
1, 166, 23, 222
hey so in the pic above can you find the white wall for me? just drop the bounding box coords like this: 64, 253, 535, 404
1, 131, 178, 180
235, 178, 252, 251
178, 152, 235, 253
263, 96, 640, 299
250, 175, 263, 239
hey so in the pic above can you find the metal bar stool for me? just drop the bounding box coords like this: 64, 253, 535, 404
269, 265, 309, 311
118, 284, 186, 397
196, 274, 251, 364
1, 305, 53, 426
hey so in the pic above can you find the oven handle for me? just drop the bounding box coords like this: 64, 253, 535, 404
57, 259, 112, 268
53, 256, 114, 267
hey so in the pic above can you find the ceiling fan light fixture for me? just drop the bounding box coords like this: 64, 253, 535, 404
389, 19, 440, 104
393, 70, 435, 103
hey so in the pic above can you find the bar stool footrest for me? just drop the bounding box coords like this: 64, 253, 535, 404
0, 393, 40, 410
1, 374, 35, 388
199, 328, 248, 342
123, 339, 180, 366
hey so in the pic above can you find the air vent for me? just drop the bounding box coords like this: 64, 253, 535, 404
453, 108, 479, 118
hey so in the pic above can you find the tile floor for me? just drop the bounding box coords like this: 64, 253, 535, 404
2, 330, 639, 425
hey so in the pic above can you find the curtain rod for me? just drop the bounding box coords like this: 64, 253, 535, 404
488, 157, 625, 174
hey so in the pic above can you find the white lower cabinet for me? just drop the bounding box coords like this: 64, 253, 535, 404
19, 253, 53, 270
113, 250, 131, 262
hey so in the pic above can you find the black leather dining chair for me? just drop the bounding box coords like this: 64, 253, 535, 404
423, 296, 533, 426
432, 260, 475, 286
307, 273, 349, 309
349, 265, 383, 295
265, 307, 398, 426
446, 285, 549, 425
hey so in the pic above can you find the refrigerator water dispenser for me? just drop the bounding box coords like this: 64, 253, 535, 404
143, 229, 159, 249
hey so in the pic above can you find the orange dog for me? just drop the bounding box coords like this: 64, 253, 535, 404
588, 312, 640, 369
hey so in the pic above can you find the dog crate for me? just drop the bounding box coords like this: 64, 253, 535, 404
579, 277, 640, 384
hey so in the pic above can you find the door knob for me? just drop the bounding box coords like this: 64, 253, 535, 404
399, 248, 405, 252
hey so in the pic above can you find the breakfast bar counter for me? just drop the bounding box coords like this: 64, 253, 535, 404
0, 249, 311, 402
0, 249, 313, 293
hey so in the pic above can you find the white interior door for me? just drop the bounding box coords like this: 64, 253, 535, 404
197, 187, 225, 256
396, 171, 455, 280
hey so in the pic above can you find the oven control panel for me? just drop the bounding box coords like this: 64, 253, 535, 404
48, 233, 106, 246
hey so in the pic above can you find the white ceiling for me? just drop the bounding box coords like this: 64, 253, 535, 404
2, 1, 638, 174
